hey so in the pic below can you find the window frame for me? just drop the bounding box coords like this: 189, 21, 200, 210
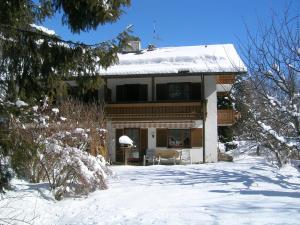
167, 129, 191, 148
156, 82, 201, 101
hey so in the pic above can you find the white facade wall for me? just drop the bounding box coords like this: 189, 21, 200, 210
216, 84, 232, 92
148, 127, 156, 149
204, 76, 218, 162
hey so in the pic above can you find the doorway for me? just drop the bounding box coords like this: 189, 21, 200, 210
115, 128, 148, 164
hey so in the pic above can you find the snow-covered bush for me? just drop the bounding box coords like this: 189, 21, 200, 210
40, 140, 109, 200
3, 97, 110, 199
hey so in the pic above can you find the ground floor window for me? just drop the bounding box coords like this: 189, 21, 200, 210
168, 129, 190, 148
157, 128, 202, 148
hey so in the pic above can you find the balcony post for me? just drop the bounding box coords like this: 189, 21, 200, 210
151, 77, 155, 101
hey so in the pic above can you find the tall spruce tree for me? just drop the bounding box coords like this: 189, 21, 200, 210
0, 0, 131, 192
0, 0, 131, 102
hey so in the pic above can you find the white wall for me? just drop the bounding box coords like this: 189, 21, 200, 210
204, 76, 218, 162
148, 127, 156, 149
190, 148, 203, 163
217, 84, 232, 92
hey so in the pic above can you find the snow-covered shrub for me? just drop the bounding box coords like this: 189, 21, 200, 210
225, 142, 238, 151
3, 97, 111, 199
57, 98, 107, 157
40, 140, 109, 200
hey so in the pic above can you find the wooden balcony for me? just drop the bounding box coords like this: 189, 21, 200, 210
217, 75, 235, 84
217, 109, 239, 125
105, 102, 203, 121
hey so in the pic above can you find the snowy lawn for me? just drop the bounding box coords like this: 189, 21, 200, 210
1, 156, 300, 225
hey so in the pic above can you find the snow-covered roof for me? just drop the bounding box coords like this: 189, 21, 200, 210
99, 44, 247, 77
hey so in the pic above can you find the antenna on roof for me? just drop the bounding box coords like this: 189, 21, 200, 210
151, 20, 162, 47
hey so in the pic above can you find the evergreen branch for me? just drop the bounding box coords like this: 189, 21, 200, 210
0, 23, 129, 49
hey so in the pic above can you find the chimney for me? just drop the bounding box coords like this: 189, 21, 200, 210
123, 40, 141, 53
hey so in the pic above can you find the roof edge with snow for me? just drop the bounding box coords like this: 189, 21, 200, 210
99, 44, 247, 77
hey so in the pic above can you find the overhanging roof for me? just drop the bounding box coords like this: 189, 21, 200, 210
99, 44, 247, 78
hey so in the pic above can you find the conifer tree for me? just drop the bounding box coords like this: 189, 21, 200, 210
0, 0, 131, 102
0, 0, 131, 192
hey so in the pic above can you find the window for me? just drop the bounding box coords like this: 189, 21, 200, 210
116, 84, 147, 102
168, 83, 189, 100
168, 129, 190, 148
156, 128, 202, 148
156, 83, 201, 101
156, 129, 190, 148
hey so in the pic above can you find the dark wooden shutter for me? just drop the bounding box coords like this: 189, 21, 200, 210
156, 129, 167, 147
115, 129, 124, 162
190, 83, 202, 100
140, 129, 148, 161
126, 84, 136, 101
191, 128, 202, 147
116, 85, 124, 102
156, 84, 167, 101
139, 84, 148, 101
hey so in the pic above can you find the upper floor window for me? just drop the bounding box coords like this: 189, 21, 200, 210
168, 83, 189, 100
217, 93, 233, 109
116, 84, 147, 102
156, 82, 201, 101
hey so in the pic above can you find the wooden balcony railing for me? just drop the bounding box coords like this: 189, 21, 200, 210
105, 102, 203, 121
217, 75, 235, 84
217, 109, 239, 125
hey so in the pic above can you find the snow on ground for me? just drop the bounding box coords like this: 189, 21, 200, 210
1, 155, 300, 224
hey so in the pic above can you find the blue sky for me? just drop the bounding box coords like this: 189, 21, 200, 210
44, 0, 299, 49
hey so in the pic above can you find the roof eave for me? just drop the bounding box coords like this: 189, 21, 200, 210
100, 70, 247, 79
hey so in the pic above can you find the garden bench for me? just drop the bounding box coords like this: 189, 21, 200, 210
144, 149, 182, 165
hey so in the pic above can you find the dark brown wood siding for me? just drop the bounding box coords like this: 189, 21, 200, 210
156, 129, 168, 147
140, 129, 148, 161
191, 128, 203, 147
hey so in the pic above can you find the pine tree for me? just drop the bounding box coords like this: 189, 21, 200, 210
0, 0, 131, 102
0, 0, 131, 192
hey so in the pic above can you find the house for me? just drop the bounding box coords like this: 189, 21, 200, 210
99, 43, 246, 164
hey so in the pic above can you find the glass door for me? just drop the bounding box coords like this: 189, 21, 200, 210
124, 128, 140, 162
